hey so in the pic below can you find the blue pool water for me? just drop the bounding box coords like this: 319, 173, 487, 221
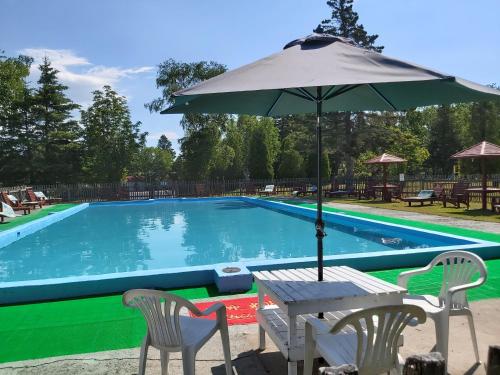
0, 199, 474, 283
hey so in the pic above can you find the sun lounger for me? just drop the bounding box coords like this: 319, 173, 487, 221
24, 188, 43, 208
401, 190, 436, 206
0, 202, 17, 222
293, 185, 317, 197
1, 192, 31, 215
33, 190, 62, 204
259, 184, 275, 196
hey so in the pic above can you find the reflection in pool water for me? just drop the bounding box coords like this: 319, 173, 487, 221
0, 200, 470, 282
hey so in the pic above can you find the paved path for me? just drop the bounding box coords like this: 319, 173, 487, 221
2, 299, 498, 374
325, 202, 500, 234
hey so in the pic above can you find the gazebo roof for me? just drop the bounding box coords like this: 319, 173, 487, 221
365, 153, 407, 164
451, 141, 500, 159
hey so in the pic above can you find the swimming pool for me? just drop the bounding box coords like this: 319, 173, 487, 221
0, 197, 497, 304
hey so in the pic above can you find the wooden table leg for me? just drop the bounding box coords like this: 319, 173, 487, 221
258, 287, 266, 350
287, 314, 298, 375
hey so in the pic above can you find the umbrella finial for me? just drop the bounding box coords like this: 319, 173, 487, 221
283, 33, 357, 50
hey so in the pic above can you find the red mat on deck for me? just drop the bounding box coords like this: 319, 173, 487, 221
190, 296, 274, 325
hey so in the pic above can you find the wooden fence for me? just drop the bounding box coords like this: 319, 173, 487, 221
2, 174, 500, 203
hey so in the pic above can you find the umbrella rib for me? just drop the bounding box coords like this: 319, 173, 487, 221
297, 87, 318, 101
281, 88, 315, 102
368, 84, 398, 110
323, 84, 360, 101
266, 91, 284, 116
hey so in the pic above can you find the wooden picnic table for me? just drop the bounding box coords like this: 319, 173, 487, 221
373, 184, 400, 202
465, 187, 500, 211
253, 266, 407, 375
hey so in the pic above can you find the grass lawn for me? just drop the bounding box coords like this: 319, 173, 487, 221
321, 197, 500, 223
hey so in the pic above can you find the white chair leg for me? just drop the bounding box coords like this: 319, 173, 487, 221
433, 313, 449, 365
219, 325, 233, 375
160, 351, 169, 375
303, 322, 315, 375
465, 310, 480, 363
182, 348, 196, 375
138, 335, 150, 375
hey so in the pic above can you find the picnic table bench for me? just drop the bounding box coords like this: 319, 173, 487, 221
254, 266, 407, 375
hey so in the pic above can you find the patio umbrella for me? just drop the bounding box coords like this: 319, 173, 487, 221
364, 153, 406, 201
451, 141, 500, 210
161, 33, 500, 283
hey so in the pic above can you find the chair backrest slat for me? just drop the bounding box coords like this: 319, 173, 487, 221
330, 305, 426, 375
430, 251, 487, 307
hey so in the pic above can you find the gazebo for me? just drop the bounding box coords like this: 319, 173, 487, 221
365, 153, 407, 201
451, 141, 500, 210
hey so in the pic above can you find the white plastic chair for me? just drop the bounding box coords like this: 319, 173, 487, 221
398, 250, 487, 364
123, 289, 232, 375
304, 305, 426, 375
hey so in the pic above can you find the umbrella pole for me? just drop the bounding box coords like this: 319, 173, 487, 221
481, 158, 487, 210
316, 88, 325, 318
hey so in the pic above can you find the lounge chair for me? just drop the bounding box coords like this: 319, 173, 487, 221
293, 185, 317, 197
0, 192, 31, 215
324, 183, 357, 198
443, 181, 470, 209
259, 184, 275, 196
0, 202, 17, 223
24, 188, 43, 208
398, 251, 486, 365
123, 289, 232, 375
401, 189, 436, 206
31, 189, 62, 205
304, 305, 426, 375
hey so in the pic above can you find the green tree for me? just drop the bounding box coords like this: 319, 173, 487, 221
130, 147, 173, 181
247, 118, 280, 179
306, 151, 331, 180
179, 125, 220, 179
0, 53, 38, 184
278, 149, 305, 178
81, 85, 146, 182
157, 134, 176, 159
315, 0, 383, 52
222, 121, 246, 179
426, 105, 466, 174
31, 58, 81, 183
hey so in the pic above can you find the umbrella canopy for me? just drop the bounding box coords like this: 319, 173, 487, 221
451, 141, 500, 159
161, 33, 500, 284
162, 34, 500, 116
365, 153, 407, 164
451, 141, 500, 209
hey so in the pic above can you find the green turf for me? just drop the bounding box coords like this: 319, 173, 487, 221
0, 204, 78, 232
0, 202, 499, 364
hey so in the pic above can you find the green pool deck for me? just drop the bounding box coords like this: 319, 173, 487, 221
0, 200, 499, 364
0, 204, 78, 232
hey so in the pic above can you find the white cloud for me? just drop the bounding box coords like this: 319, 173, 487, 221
20, 48, 154, 107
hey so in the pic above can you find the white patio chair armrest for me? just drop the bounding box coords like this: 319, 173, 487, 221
305, 316, 331, 336
397, 265, 432, 288
445, 277, 486, 306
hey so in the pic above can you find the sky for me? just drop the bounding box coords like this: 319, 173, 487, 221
1, 0, 499, 153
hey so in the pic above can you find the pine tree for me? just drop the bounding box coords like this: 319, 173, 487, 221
314, 0, 384, 180
32, 58, 81, 183
157, 134, 176, 159
81, 86, 147, 182
315, 0, 383, 52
